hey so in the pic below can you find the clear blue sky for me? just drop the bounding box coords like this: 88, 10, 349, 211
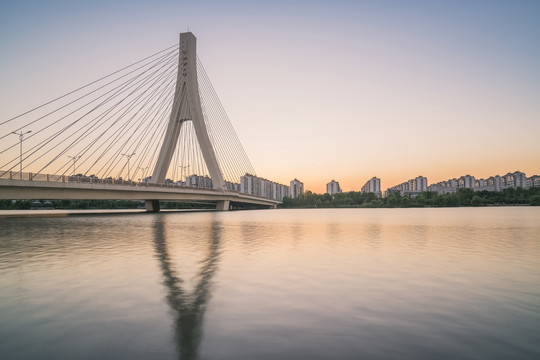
1, 0, 539, 191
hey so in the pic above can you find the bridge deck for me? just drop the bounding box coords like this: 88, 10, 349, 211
0, 171, 280, 207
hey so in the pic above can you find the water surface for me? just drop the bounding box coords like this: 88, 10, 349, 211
1, 208, 539, 359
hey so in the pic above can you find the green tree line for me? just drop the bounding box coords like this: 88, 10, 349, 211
283, 187, 540, 208
0, 199, 214, 210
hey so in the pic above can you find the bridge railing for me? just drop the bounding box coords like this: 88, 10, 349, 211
0, 170, 284, 202
0, 169, 222, 190
0, 170, 239, 192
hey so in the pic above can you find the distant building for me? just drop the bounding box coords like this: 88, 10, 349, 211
289, 179, 304, 198
527, 175, 540, 188
240, 173, 289, 201
361, 177, 382, 197
386, 176, 427, 197
474, 175, 501, 192
326, 180, 342, 195
186, 174, 213, 188
501, 171, 527, 189
458, 175, 475, 189
240, 174, 253, 194
225, 181, 240, 192
429, 175, 474, 194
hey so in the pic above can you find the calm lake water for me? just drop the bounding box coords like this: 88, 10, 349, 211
1, 208, 539, 359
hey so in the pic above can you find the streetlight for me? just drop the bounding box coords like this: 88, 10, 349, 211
121, 152, 135, 180
11, 130, 31, 179
179, 165, 190, 184
137, 166, 148, 182
68, 155, 81, 176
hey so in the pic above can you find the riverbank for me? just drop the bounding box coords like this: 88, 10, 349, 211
283, 187, 540, 208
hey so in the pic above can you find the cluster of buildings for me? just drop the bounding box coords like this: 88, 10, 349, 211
322, 170, 539, 198
143, 173, 302, 202
385, 176, 428, 197
240, 174, 290, 201
427, 171, 539, 195
382, 171, 539, 197
326, 177, 383, 197
143, 169, 538, 202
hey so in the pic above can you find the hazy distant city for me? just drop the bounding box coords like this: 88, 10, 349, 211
134, 170, 540, 203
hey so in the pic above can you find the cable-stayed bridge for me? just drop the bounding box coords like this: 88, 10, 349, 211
0, 32, 283, 211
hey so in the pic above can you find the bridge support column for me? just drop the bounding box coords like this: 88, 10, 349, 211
145, 200, 161, 212
216, 200, 230, 211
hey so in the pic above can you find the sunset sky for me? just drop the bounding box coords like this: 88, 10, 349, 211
1, 0, 539, 193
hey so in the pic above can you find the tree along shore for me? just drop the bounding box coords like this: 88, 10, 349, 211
282, 187, 540, 208
0, 199, 214, 210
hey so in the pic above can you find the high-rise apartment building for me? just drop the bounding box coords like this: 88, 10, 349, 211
361, 177, 382, 197
326, 180, 342, 195
527, 175, 540, 188
289, 178, 304, 198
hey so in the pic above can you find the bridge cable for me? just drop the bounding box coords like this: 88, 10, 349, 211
86, 58, 179, 179
197, 66, 239, 183
0, 44, 178, 127
0, 47, 179, 145
196, 57, 256, 180
71, 66, 177, 180
7, 50, 179, 177
0, 48, 179, 169
197, 62, 255, 184
53, 58, 178, 178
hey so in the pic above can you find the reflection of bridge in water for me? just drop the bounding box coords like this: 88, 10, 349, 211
153, 216, 221, 359
0, 32, 285, 211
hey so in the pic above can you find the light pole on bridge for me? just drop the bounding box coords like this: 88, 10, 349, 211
138, 166, 148, 182
11, 130, 32, 179
121, 152, 136, 181
179, 165, 190, 184
68, 155, 81, 176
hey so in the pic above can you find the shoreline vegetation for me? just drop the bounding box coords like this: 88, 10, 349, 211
0, 200, 214, 210
1, 188, 539, 210
282, 187, 540, 208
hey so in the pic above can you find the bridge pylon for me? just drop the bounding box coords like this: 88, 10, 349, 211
146, 32, 226, 212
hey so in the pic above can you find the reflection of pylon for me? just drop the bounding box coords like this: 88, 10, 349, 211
153, 217, 222, 359
150, 32, 225, 190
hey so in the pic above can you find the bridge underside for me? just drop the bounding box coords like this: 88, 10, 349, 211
0, 180, 279, 211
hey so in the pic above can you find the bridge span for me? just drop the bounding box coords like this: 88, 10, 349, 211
0, 171, 279, 211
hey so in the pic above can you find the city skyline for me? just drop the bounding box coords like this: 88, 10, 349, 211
1, 1, 539, 193
300, 169, 538, 196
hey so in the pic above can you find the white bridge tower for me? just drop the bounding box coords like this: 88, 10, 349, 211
146, 32, 227, 212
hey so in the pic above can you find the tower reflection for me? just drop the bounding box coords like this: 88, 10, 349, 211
153, 215, 222, 360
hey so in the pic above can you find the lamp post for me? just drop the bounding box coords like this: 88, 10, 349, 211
121, 152, 135, 180
68, 155, 81, 176
179, 165, 190, 184
137, 166, 148, 183
11, 130, 31, 179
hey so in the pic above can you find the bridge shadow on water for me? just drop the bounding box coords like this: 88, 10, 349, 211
152, 215, 222, 360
